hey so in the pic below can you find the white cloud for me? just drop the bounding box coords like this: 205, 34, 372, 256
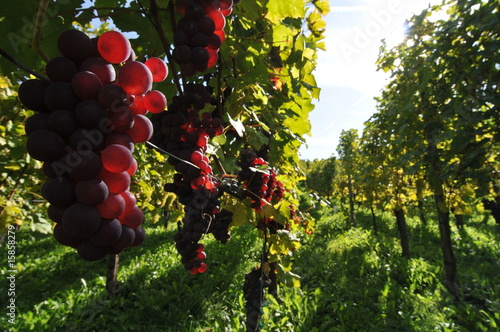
301, 0, 446, 160
315, 0, 444, 94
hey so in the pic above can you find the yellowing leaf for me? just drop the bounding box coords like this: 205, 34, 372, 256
266, 0, 305, 24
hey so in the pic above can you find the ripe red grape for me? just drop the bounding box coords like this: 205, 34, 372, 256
144, 57, 168, 82
207, 49, 218, 68
108, 106, 135, 133
69, 128, 105, 152
101, 144, 134, 173
126, 114, 153, 143
220, 0, 233, 10
97, 31, 132, 64
96, 192, 126, 219
129, 94, 148, 115
47, 204, 66, 223
118, 205, 144, 228
98, 168, 131, 194
198, 262, 208, 273
104, 132, 134, 151
198, 17, 216, 35
207, 9, 225, 30
120, 191, 137, 213
144, 90, 167, 114
125, 157, 138, 176
117, 61, 153, 95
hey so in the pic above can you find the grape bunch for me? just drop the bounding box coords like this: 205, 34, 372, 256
150, 83, 232, 274
173, 0, 236, 76
237, 148, 285, 212
18, 29, 169, 261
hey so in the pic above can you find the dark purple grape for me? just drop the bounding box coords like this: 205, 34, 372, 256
41, 177, 76, 207
98, 84, 127, 110
44, 82, 80, 112
80, 57, 116, 85
173, 45, 192, 63
185, 4, 205, 21
18, 79, 50, 112
53, 223, 83, 248
191, 33, 209, 47
198, 17, 216, 36
129, 226, 145, 247
48, 204, 66, 223
75, 100, 108, 129
63, 150, 103, 181
112, 225, 135, 250
182, 20, 198, 37
75, 178, 109, 205
57, 29, 94, 65
69, 128, 105, 152
77, 240, 108, 261
108, 106, 134, 133
104, 132, 134, 152
71, 71, 103, 100
62, 203, 102, 239
25, 113, 49, 135
26, 129, 66, 162
46, 57, 78, 83
89, 218, 122, 247
191, 47, 209, 66
47, 110, 78, 138
174, 30, 190, 46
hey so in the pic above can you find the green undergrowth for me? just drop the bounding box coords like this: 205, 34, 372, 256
290, 208, 500, 332
1, 209, 499, 331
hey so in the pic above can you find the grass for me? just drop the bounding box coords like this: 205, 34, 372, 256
0, 208, 499, 331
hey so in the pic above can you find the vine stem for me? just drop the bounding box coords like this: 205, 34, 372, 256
216, 55, 224, 119
146, 141, 202, 171
33, 0, 50, 62
0, 49, 50, 82
258, 226, 269, 328
148, 0, 184, 95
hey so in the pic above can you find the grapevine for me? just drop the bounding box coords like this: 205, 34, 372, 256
9, 0, 325, 327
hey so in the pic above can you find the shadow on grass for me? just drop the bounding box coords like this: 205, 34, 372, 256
292, 211, 443, 331
7, 223, 262, 331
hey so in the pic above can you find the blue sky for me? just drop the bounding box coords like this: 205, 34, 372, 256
298, 0, 442, 160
